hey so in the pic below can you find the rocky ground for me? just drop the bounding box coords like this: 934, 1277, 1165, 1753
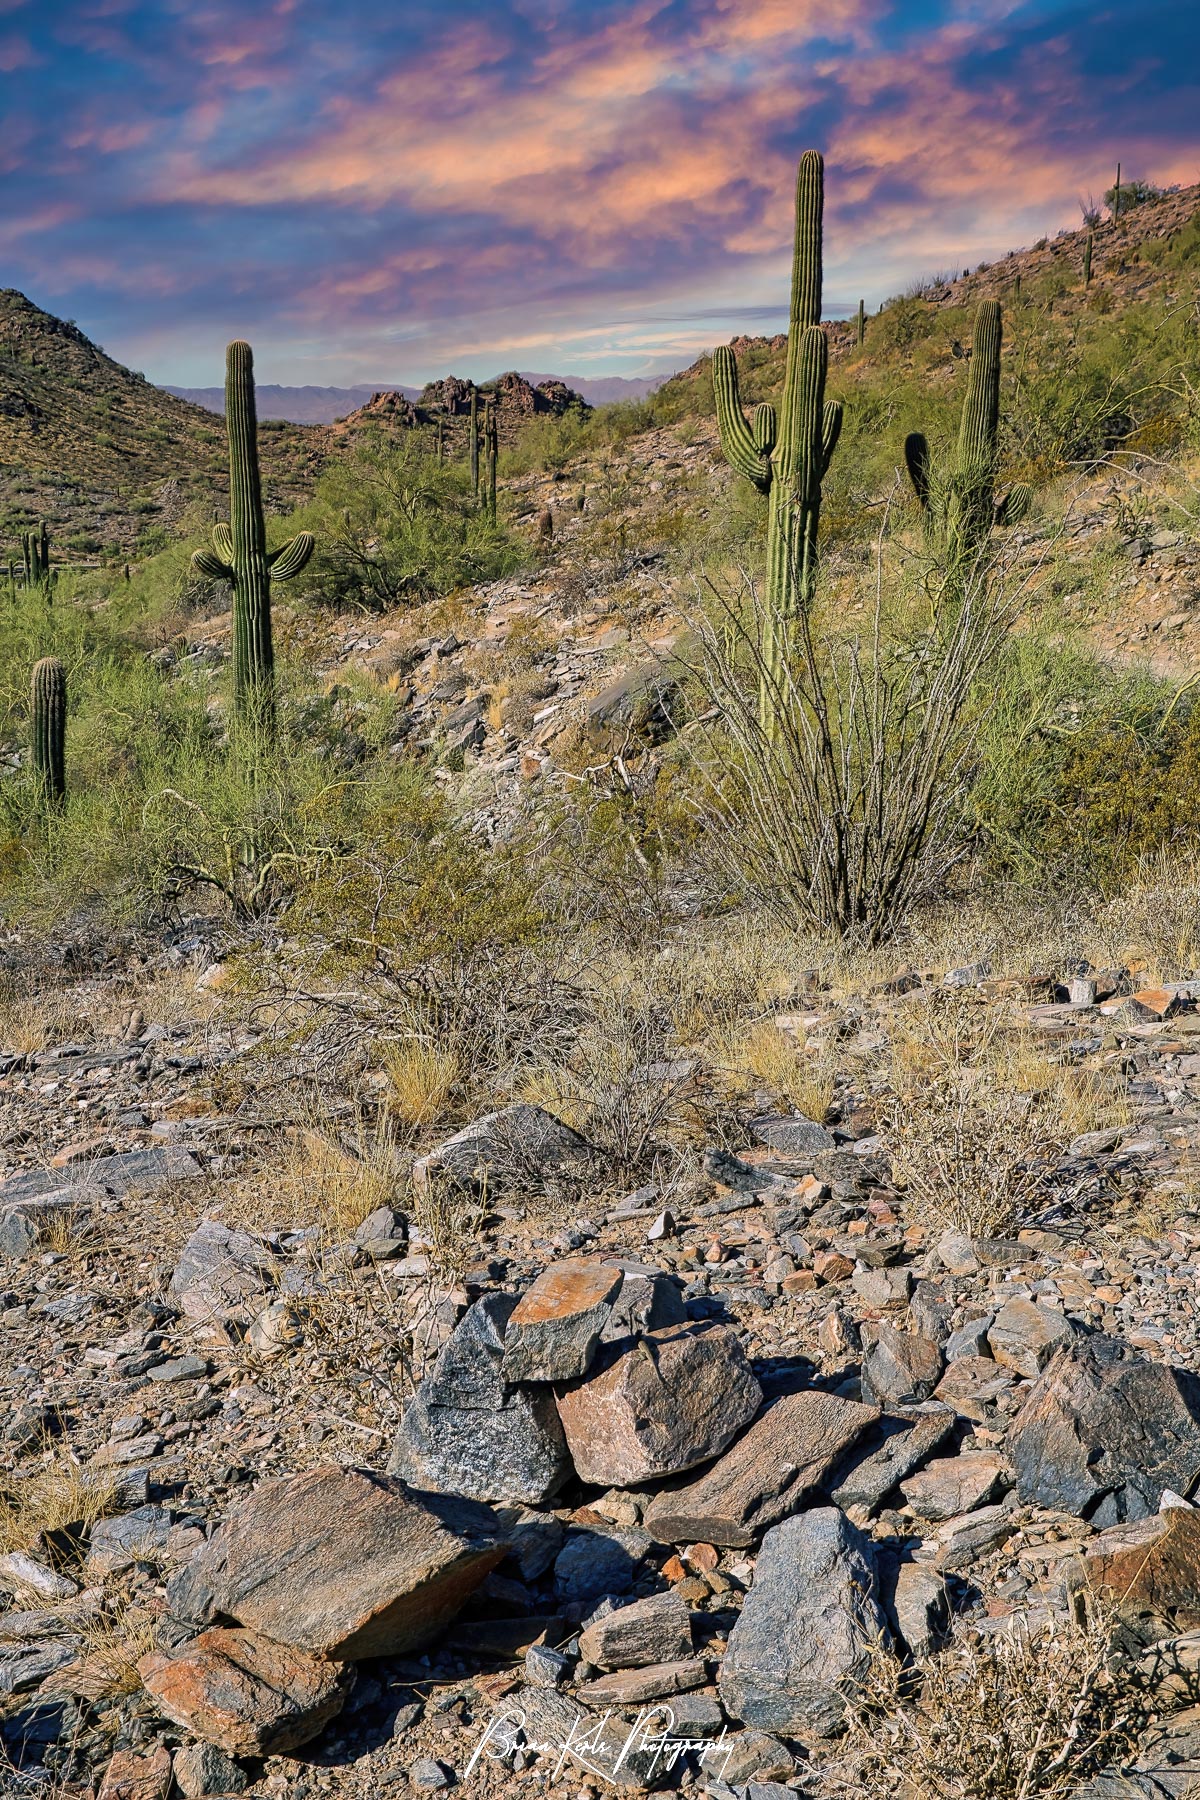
7, 939, 1200, 1799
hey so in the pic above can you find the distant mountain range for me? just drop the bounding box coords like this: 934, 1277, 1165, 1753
164, 368, 675, 423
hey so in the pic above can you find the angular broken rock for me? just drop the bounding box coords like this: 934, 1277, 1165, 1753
577, 1590, 692, 1669
986, 1297, 1084, 1379
601, 1260, 687, 1342
1010, 1334, 1200, 1524
168, 1220, 276, 1324
97, 1747, 172, 1800
412, 1104, 597, 1195
900, 1452, 1011, 1522
1067, 1505, 1200, 1636
389, 1293, 571, 1504
887, 1561, 949, 1659
860, 1325, 944, 1407
166, 1464, 507, 1659
138, 1626, 351, 1756
501, 1259, 622, 1382
577, 1659, 707, 1707
829, 1409, 957, 1515
719, 1507, 886, 1737
556, 1323, 762, 1487
645, 1390, 879, 1547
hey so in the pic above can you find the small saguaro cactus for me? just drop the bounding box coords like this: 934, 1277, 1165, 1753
903, 299, 1031, 577
713, 150, 842, 699
1083, 230, 1094, 286
23, 520, 51, 592
31, 656, 66, 806
469, 384, 480, 497
856, 298, 865, 348
483, 400, 498, 523
191, 341, 314, 730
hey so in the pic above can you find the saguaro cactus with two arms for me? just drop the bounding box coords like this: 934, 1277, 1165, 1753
713, 151, 842, 705
191, 342, 314, 732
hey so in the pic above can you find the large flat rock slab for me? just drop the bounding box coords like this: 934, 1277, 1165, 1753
645, 1390, 879, 1547
166, 1464, 508, 1660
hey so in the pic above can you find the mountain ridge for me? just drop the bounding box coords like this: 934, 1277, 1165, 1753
165, 368, 674, 423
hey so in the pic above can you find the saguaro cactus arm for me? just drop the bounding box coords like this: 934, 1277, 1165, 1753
268, 532, 315, 579
192, 546, 234, 581
821, 400, 843, 476
713, 347, 772, 490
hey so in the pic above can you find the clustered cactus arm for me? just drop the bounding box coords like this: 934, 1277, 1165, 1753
31, 656, 66, 805
191, 340, 314, 728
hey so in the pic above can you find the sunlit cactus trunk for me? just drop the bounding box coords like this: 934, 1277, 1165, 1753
31, 656, 66, 807
191, 341, 314, 736
713, 151, 842, 720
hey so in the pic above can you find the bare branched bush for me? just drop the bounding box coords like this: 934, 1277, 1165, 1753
690, 531, 1015, 947
886, 992, 1066, 1237
838, 1614, 1148, 1800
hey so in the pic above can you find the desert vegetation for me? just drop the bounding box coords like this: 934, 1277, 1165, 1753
5, 151, 1200, 1800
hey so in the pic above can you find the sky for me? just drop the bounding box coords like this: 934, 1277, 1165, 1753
1, 0, 1197, 387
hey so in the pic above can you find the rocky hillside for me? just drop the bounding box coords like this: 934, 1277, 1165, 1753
0, 292, 323, 559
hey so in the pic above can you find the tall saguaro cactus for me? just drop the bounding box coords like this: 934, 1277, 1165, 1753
713, 151, 842, 699
904, 300, 1030, 579
31, 656, 66, 806
469, 384, 480, 497
191, 342, 314, 731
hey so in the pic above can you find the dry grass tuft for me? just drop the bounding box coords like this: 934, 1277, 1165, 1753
0, 1452, 118, 1561
840, 1613, 1145, 1800
886, 993, 1068, 1238
384, 1040, 461, 1130
732, 1017, 836, 1122
234, 1121, 400, 1239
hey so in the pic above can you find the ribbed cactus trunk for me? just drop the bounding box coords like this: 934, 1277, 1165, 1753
226, 343, 273, 723
31, 656, 66, 806
903, 300, 1030, 583
469, 385, 480, 498
192, 342, 314, 737
1083, 231, 1094, 286
713, 151, 842, 716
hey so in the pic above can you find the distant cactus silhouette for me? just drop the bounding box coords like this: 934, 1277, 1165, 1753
484, 400, 498, 523
469, 384, 480, 496
23, 521, 51, 592
1083, 230, 1094, 286
904, 300, 1031, 575
713, 151, 841, 706
31, 656, 66, 805
191, 341, 314, 731
856, 298, 865, 348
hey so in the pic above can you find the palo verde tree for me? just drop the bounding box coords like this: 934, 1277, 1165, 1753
192, 341, 315, 735
713, 151, 842, 715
